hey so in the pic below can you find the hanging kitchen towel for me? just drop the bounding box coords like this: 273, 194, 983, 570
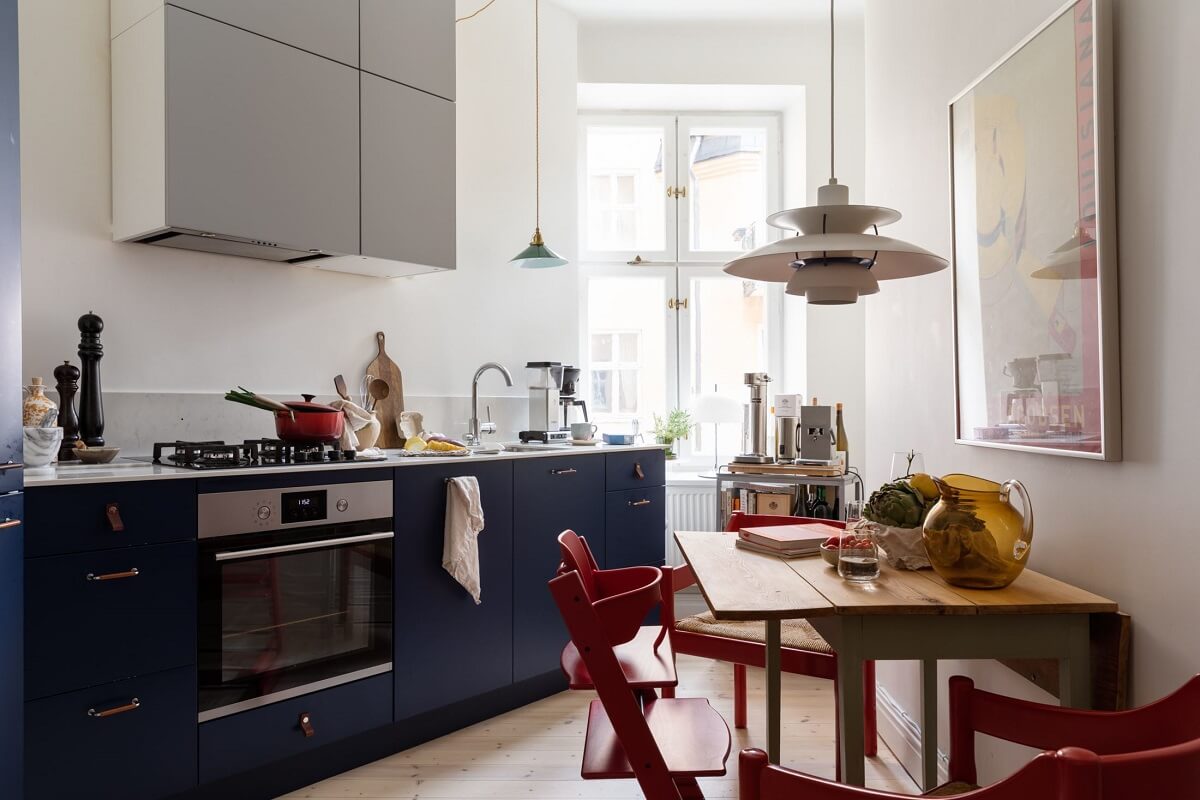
443, 476, 485, 604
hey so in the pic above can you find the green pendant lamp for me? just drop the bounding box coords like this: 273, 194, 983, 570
511, 0, 567, 269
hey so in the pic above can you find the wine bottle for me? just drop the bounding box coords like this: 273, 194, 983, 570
835, 402, 849, 469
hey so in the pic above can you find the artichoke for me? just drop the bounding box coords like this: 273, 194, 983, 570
863, 480, 932, 528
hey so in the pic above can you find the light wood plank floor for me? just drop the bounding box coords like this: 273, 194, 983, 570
281, 655, 918, 799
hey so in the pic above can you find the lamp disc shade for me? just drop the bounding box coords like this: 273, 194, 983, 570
724, 232, 947, 283
767, 204, 901, 235
1031, 227, 1097, 281
785, 263, 879, 305
511, 241, 568, 270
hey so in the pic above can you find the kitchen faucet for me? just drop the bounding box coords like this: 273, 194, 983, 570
466, 362, 514, 446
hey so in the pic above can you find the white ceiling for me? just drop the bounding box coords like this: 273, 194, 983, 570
551, 0, 863, 24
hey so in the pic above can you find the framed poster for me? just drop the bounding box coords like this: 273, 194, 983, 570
949, 0, 1120, 460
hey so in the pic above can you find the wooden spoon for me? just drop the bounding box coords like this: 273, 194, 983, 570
368, 379, 390, 411
334, 374, 351, 402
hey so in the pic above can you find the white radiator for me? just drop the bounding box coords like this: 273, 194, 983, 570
665, 484, 718, 565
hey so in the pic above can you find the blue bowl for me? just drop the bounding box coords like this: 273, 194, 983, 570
602, 433, 636, 445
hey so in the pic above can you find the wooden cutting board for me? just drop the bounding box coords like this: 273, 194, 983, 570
365, 331, 405, 448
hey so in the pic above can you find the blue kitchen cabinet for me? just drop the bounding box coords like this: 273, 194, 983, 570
512, 454, 606, 683
392, 461, 514, 719
604, 485, 667, 569
25, 665, 197, 800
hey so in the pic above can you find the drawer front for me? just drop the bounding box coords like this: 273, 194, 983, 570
26, 480, 196, 557
25, 542, 196, 699
200, 672, 393, 783
25, 665, 197, 800
605, 486, 667, 569
605, 450, 665, 492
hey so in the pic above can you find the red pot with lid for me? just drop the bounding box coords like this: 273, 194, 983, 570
275, 395, 345, 444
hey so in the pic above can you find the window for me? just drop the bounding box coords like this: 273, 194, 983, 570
589, 331, 641, 416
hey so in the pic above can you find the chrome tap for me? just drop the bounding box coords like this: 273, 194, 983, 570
466, 362, 513, 446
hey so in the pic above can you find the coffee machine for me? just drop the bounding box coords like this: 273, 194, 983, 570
733, 372, 773, 464
520, 362, 570, 443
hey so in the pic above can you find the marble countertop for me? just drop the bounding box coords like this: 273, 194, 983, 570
24, 444, 667, 487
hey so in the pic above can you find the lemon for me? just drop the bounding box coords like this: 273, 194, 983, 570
910, 473, 938, 501
404, 436, 428, 452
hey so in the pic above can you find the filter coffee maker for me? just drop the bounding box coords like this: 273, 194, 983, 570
520, 362, 570, 443
733, 372, 773, 464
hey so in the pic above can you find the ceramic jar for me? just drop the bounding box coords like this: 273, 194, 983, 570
922, 474, 1034, 589
22, 377, 57, 426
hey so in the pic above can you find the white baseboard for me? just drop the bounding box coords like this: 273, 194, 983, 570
875, 685, 949, 788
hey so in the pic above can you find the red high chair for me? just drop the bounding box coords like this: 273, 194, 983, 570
661, 513, 877, 757
550, 553, 731, 800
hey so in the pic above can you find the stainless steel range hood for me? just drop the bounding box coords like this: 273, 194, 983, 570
132, 229, 326, 264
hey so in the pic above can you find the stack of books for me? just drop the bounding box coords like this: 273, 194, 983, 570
734, 522, 843, 558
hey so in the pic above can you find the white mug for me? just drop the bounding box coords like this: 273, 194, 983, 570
571, 422, 598, 441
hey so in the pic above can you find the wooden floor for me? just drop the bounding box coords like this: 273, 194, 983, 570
281, 655, 918, 799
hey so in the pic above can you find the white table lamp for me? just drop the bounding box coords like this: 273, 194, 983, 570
692, 392, 744, 471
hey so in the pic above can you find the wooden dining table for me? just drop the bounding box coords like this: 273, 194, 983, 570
673, 531, 1118, 790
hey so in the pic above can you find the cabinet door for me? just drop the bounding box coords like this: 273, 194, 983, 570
513, 456, 605, 683
361, 0, 454, 100
26, 666, 197, 800
361, 73, 455, 270
165, 7, 359, 254
168, 0, 359, 66
393, 461, 513, 719
605, 486, 667, 569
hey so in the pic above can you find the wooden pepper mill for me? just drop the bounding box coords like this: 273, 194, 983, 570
77, 311, 105, 447
54, 360, 81, 460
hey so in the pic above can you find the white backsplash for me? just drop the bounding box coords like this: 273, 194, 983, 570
85, 392, 538, 455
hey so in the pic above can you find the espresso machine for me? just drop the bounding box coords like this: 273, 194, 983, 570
733, 372, 773, 464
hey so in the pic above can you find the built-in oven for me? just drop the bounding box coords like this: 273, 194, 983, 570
197, 480, 393, 722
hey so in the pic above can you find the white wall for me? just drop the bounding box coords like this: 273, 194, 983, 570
18, 0, 577, 433
864, 0, 1200, 784
579, 18, 869, 465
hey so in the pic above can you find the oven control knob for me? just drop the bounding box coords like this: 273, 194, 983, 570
257, 505, 272, 521
336, 499, 349, 513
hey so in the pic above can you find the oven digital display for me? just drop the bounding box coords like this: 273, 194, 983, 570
281, 489, 327, 523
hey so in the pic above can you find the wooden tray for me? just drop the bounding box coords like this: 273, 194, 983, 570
724, 462, 846, 477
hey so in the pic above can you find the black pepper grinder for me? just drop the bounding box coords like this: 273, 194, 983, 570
54, 360, 81, 460
77, 311, 105, 447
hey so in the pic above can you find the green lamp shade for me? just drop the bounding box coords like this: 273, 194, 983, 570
510, 228, 568, 269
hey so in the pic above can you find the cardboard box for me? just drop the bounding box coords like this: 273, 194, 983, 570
774, 394, 804, 416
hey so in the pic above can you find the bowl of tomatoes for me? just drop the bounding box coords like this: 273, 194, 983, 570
820, 535, 875, 567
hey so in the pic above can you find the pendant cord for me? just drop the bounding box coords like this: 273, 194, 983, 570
455, 0, 497, 24
829, 0, 836, 182
535, 0, 541, 232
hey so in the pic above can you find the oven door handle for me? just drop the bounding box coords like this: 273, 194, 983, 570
213, 531, 394, 562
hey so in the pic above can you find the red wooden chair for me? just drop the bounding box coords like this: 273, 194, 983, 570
945, 674, 1200, 790
557, 530, 677, 690
550, 559, 731, 800
740, 735, 1200, 799
661, 513, 877, 756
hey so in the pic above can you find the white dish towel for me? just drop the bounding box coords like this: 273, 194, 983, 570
443, 476, 485, 604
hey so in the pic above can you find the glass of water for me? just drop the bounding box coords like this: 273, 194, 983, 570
838, 501, 880, 582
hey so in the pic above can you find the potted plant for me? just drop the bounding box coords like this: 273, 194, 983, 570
651, 409, 693, 460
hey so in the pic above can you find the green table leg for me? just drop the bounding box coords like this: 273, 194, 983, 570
921, 658, 939, 791
835, 618, 866, 786
1060, 615, 1092, 709
766, 618, 781, 763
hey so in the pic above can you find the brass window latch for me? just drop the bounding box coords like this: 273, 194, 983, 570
667, 185, 687, 199
667, 297, 689, 310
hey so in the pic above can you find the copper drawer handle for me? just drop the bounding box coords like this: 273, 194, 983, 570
86, 568, 139, 582
106, 503, 125, 532
629, 499, 652, 508
0, 518, 20, 530
299, 712, 315, 737
550, 467, 577, 476
88, 698, 140, 718
0, 461, 22, 472
633, 463, 645, 480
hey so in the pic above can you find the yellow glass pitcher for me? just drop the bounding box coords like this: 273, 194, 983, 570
921, 474, 1034, 589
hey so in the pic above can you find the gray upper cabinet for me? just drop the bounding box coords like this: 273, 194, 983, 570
167, 0, 359, 66
361, 73, 455, 270
164, 7, 359, 256
360, 0, 455, 101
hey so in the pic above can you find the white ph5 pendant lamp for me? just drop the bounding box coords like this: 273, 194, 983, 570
510, 0, 567, 269
724, 0, 946, 303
